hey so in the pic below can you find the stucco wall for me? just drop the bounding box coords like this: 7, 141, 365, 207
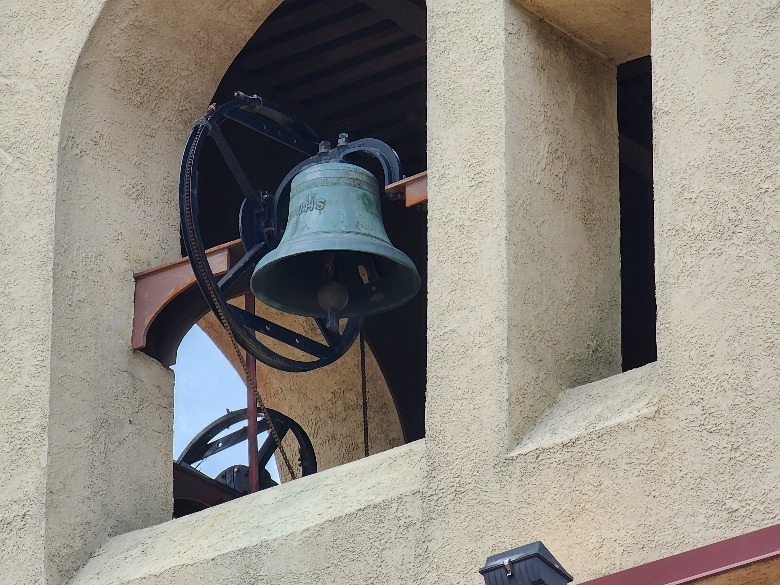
648, 0, 780, 555
0, 0, 291, 582
68, 441, 426, 585
505, 5, 620, 447
473, 0, 779, 580
48, 1, 287, 580
425, 2, 622, 583
0, 0, 105, 582
514, 0, 650, 63
3, 0, 780, 584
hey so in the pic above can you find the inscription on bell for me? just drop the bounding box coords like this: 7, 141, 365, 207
294, 175, 374, 193
295, 195, 327, 216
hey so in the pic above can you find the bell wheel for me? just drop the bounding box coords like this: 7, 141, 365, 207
176, 407, 317, 490
179, 96, 364, 372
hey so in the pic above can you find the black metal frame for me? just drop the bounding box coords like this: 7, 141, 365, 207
177, 407, 317, 479
179, 95, 403, 372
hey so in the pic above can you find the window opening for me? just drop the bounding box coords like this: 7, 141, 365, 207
172, 325, 282, 517
618, 56, 657, 370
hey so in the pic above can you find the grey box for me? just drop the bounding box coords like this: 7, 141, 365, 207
479, 541, 573, 585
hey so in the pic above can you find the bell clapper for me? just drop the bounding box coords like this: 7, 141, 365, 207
323, 253, 336, 278
317, 280, 349, 333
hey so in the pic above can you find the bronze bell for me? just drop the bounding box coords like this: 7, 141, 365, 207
250, 161, 420, 329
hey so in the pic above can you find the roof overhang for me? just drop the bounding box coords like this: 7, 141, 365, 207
513, 0, 650, 63
581, 524, 780, 585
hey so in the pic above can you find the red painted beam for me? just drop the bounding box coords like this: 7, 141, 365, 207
580, 524, 780, 585
132, 241, 238, 351
245, 292, 259, 494
386, 171, 427, 207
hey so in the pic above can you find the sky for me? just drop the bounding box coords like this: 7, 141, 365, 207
171, 325, 279, 482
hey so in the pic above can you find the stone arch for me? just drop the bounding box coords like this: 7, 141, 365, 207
52, 0, 402, 582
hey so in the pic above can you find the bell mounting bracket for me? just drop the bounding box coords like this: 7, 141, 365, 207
179, 94, 403, 372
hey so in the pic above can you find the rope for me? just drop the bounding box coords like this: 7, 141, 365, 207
360, 330, 369, 457
182, 107, 297, 480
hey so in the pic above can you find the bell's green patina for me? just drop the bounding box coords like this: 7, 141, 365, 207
251, 161, 420, 319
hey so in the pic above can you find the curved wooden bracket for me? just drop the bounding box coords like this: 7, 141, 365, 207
132, 240, 245, 366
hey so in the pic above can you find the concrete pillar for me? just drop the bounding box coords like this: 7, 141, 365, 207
0, 2, 103, 583
653, 0, 780, 393
425, 0, 618, 581
504, 5, 620, 446
1, 0, 284, 582
651, 0, 780, 539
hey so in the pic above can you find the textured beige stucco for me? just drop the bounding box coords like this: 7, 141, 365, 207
3, 0, 780, 584
48, 1, 289, 581
421, 1, 780, 582
424, 2, 622, 583
0, 1, 106, 582
514, 0, 650, 63
646, 0, 780, 560
68, 441, 425, 585
504, 5, 621, 447
0, 0, 288, 582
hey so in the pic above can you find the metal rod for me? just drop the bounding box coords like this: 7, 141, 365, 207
360, 331, 369, 457
244, 292, 260, 494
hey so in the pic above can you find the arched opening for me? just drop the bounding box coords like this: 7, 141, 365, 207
196, 0, 427, 437
172, 325, 282, 517
171, 0, 428, 511
56, 0, 427, 570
